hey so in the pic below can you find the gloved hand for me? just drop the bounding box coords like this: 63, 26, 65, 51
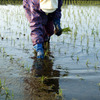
53, 18, 62, 36
33, 43, 44, 59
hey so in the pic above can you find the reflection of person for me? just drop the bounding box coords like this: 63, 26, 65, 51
24, 55, 60, 99
23, 0, 62, 59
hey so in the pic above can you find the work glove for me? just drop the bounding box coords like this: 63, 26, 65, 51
53, 18, 62, 36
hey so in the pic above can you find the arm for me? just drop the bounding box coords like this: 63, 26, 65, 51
52, 0, 63, 36
53, 0, 63, 20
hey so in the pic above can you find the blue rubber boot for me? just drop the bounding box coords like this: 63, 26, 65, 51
33, 43, 44, 59
53, 18, 62, 36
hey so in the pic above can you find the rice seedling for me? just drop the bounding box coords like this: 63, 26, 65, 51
93, 40, 96, 47
96, 50, 99, 60
55, 88, 64, 100
41, 76, 48, 84
2, 48, 5, 57
0, 78, 14, 100
25, 65, 31, 73
27, 35, 29, 41
58, 48, 61, 53
87, 36, 89, 47
16, 32, 18, 35
64, 51, 66, 55
23, 43, 25, 49
94, 62, 99, 70
71, 52, 74, 60
80, 77, 84, 80
81, 35, 83, 45
62, 27, 71, 34
62, 36, 65, 44
74, 30, 77, 41
86, 59, 91, 68
91, 28, 94, 35
6, 37, 8, 41
73, 40, 76, 48
44, 49, 49, 57
68, 10, 70, 17
94, 34, 96, 41
76, 75, 84, 80
4, 52, 8, 57
14, 39, 15, 46
76, 74, 79, 77
86, 47, 89, 54
19, 42, 21, 47
0, 47, 1, 52
21, 62, 25, 68
11, 91, 14, 100
54, 44, 56, 50
97, 83, 100, 87
58, 88, 63, 97
3, 47, 5, 54
77, 56, 79, 62
10, 55, 13, 61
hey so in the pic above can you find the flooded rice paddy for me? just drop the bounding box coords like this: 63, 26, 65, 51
0, 4, 100, 100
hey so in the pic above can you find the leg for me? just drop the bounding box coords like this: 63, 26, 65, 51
23, 0, 31, 22
44, 20, 54, 43
23, 0, 45, 46
45, 20, 54, 37
30, 1, 46, 46
29, 0, 48, 58
43, 20, 54, 50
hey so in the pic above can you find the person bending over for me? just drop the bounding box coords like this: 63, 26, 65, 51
23, 0, 62, 59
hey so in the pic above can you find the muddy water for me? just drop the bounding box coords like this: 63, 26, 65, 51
0, 5, 100, 100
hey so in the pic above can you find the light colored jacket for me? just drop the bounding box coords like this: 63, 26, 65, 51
40, 0, 58, 13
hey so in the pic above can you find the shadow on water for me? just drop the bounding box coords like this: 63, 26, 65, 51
24, 47, 65, 100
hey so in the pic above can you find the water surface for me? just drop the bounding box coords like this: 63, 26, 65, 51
0, 5, 100, 100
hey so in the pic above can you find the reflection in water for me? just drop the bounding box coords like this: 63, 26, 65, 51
24, 48, 60, 100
